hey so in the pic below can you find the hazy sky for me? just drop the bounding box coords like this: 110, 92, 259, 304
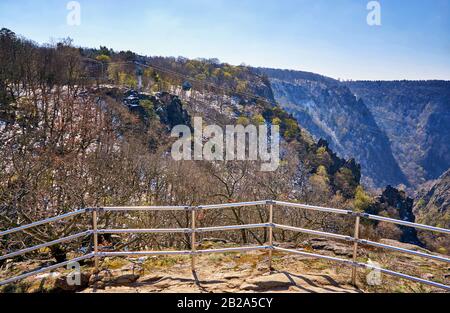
1, 0, 449, 80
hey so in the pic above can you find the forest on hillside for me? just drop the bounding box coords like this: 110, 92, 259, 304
0, 28, 448, 264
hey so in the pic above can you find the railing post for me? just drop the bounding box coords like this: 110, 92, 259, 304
268, 201, 273, 270
92, 208, 99, 273
191, 207, 196, 272
351, 215, 360, 286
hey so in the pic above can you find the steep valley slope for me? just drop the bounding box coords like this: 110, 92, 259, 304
258, 68, 450, 191
257, 68, 407, 189
346, 80, 450, 188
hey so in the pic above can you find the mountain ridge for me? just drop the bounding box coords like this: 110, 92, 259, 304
256, 67, 450, 190
256, 67, 408, 189
346, 80, 450, 187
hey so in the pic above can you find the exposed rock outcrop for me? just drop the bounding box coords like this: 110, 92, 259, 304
415, 169, 450, 229
304, 238, 354, 257
55, 272, 91, 292
414, 169, 450, 253
367, 186, 422, 246
121, 89, 191, 129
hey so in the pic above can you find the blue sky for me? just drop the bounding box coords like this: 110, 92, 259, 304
1, 0, 449, 80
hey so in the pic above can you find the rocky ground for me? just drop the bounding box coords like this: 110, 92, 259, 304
1, 238, 449, 293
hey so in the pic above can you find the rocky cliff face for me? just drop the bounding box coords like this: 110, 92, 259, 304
367, 186, 422, 246
346, 81, 450, 187
103, 88, 192, 130
257, 68, 407, 188
414, 169, 450, 230
413, 169, 450, 253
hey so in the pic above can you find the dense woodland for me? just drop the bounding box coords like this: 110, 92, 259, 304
0, 29, 448, 263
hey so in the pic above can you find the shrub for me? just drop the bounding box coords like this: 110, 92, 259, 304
354, 186, 374, 212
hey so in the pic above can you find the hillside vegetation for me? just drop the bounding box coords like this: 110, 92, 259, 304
1, 29, 364, 263
414, 169, 450, 254
0, 28, 448, 273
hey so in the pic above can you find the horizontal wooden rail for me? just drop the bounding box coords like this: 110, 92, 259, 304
0, 254, 94, 287
198, 200, 268, 210
101, 205, 189, 212
0, 209, 87, 237
358, 239, 450, 264
98, 228, 191, 234
98, 245, 271, 258
274, 247, 450, 291
273, 224, 354, 242
196, 223, 270, 233
274, 201, 351, 215
0, 231, 92, 261
196, 245, 271, 254
98, 250, 191, 257
274, 224, 450, 264
364, 214, 450, 235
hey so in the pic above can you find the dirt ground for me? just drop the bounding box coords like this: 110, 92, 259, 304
1, 238, 449, 293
